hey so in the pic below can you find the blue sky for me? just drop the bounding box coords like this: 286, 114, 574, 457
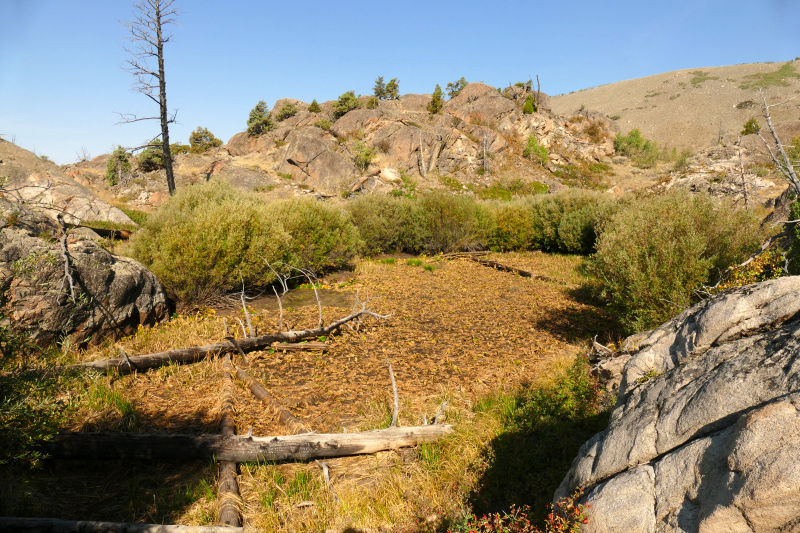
1, 0, 798, 164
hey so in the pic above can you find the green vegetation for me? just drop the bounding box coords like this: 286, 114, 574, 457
427, 84, 444, 114
523, 94, 536, 114
247, 100, 274, 136
447, 77, 469, 99
332, 90, 362, 119
170, 143, 191, 155
188, 127, 222, 154
365, 96, 379, 109
274, 102, 298, 122
522, 136, 548, 165
307, 99, 322, 113
138, 142, 166, 172
128, 179, 361, 304
614, 128, 659, 168
741, 117, 761, 135
690, 70, 719, 87
740, 63, 800, 90
588, 190, 763, 333
105, 145, 131, 185
314, 118, 332, 131
353, 141, 375, 171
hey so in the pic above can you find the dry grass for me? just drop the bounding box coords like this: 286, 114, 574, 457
2, 253, 614, 530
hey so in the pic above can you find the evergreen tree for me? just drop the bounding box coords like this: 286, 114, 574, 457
247, 100, 273, 136
189, 127, 223, 153
446, 77, 468, 99
523, 94, 537, 114
427, 84, 444, 114
385, 78, 400, 99
308, 99, 322, 113
105, 145, 131, 185
332, 91, 362, 119
373, 76, 387, 99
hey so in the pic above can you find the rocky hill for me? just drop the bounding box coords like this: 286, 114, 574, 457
64, 83, 624, 209
552, 59, 800, 152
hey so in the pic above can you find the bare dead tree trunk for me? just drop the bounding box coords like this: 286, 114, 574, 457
418, 131, 427, 178
756, 89, 800, 196
119, 0, 179, 195
536, 75, 541, 110
738, 134, 749, 209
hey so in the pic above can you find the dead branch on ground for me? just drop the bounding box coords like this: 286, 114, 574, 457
234, 367, 309, 434
386, 357, 399, 428
218, 355, 242, 527
0, 518, 244, 532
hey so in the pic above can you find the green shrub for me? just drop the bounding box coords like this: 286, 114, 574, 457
384, 78, 400, 100
315, 119, 332, 131
275, 102, 298, 122
418, 191, 490, 253
129, 179, 292, 303
272, 197, 362, 273
247, 100, 274, 136
741, 117, 760, 135
189, 127, 222, 154
171, 143, 191, 155
529, 190, 618, 254
522, 94, 536, 114
523, 135, 548, 165
138, 143, 165, 172
446, 77, 468, 99
345, 194, 428, 255
353, 141, 375, 172
427, 84, 444, 115
332, 91, 362, 119
105, 146, 131, 185
487, 200, 538, 251
588, 190, 763, 333
366, 96, 379, 109
614, 128, 659, 168
308, 99, 322, 113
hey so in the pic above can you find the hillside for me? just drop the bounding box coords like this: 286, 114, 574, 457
552, 59, 800, 151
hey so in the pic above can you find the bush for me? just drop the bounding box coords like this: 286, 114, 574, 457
247, 100, 274, 136
332, 91, 362, 119
523, 136, 548, 165
189, 127, 222, 154
170, 143, 191, 155
427, 84, 444, 115
419, 191, 491, 253
588, 190, 763, 333
446, 77, 468, 99
523, 94, 536, 114
272, 197, 362, 273
353, 141, 375, 172
129, 179, 293, 303
105, 146, 131, 185
529, 190, 618, 254
315, 119, 332, 131
345, 194, 429, 255
366, 96, 379, 109
275, 102, 298, 122
741, 117, 761, 135
614, 128, 659, 168
487, 200, 538, 251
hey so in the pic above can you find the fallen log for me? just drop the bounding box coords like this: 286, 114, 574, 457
439, 251, 490, 258
0, 518, 243, 532
470, 257, 533, 277
235, 368, 309, 434
64, 307, 388, 375
273, 342, 328, 352
218, 356, 242, 527
38, 426, 453, 462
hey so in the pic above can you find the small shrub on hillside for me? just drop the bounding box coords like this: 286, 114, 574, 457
308, 99, 322, 113
105, 146, 131, 185
366, 96, 379, 109
275, 102, 298, 122
272, 197, 362, 273
129, 179, 292, 303
741, 117, 761, 136
315, 119, 332, 131
188, 127, 222, 154
614, 128, 659, 168
427, 84, 444, 115
170, 143, 191, 155
588, 190, 763, 333
345, 194, 428, 255
332, 91, 362, 119
585, 121, 606, 144
247, 100, 274, 136
353, 141, 375, 172
523, 94, 536, 114
523, 136, 548, 165
447, 77, 468, 99
137, 143, 165, 172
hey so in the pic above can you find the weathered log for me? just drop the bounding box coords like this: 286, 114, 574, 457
470, 257, 533, 277
273, 342, 328, 352
38, 426, 453, 462
218, 356, 241, 527
439, 251, 490, 258
235, 368, 309, 434
64, 307, 388, 375
0, 518, 243, 532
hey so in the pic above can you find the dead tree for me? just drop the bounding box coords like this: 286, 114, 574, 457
117, 0, 179, 195
218, 356, 242, 527
756, 89, 800, 197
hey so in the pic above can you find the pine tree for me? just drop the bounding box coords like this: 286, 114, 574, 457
373, 76, 387, 99
385, 78, 400, 99
308, 99, 322, 113
523, 94, 537, 114
427, 84, 444, 114
247, 100, 273, 136
189, 127, 222, 153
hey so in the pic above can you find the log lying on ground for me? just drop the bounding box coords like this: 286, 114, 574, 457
470, 257, 533, 277
38, 426, 453, 462
235, 368, 309, 434
0, 518, 243, 533
218, 356, 242, 527
64, 307, 387, 375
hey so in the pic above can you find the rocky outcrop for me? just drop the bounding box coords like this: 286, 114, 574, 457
444, 83, 517, 125
0, 199, 169, 347
279, 133, 355, 191
558, 277, 800, 532
0, 140, 135, 226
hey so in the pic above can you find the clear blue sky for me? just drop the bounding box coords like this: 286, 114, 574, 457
1, 0, 798, 164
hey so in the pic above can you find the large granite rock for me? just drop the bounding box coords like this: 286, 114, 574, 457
278, 133, 355, 192
557, 277, 800, 532
0, 199, 169, 347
